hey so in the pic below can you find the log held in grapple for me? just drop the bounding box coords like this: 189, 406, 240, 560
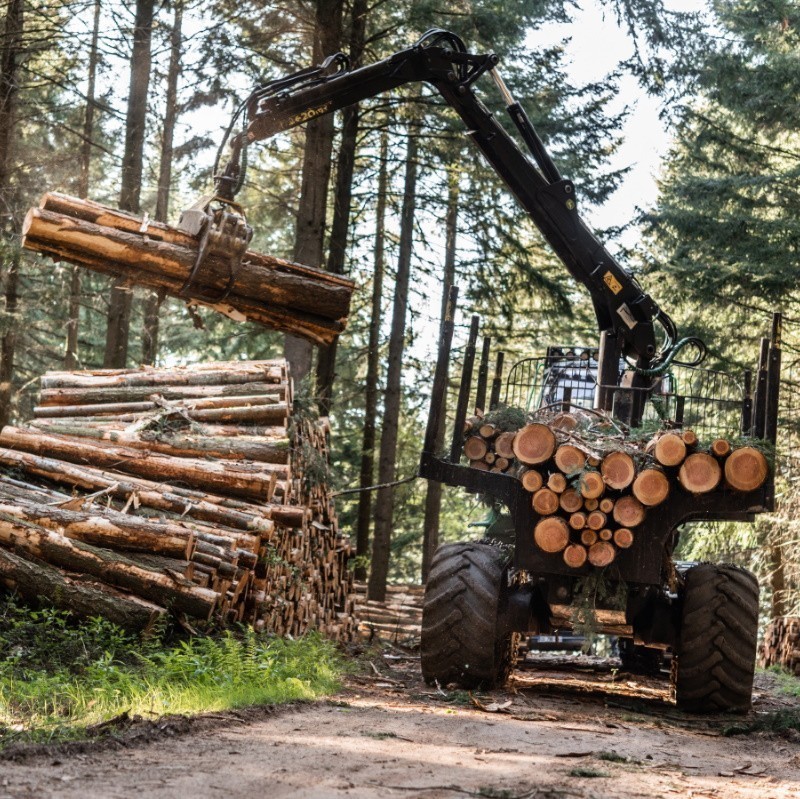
22, 193, 355, 346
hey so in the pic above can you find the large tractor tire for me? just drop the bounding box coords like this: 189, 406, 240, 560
421, 542, 516, 689
618, 638, 664, 676
672, 563, 759, 713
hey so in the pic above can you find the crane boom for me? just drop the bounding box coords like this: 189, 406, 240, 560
213, 29, 694, 372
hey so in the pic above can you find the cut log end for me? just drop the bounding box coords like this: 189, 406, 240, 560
554, 444, 586, 475
533, 516, 569, 553
563, 543, 587, 569
463, 436, 488, 461
580, 529, 597, 546
588, 541, 616, 568
513, 423, 556, 466
711, 438, 732, 458
725, 446, 769, 492
494, 432, 516, 460
632, 468, 670, 507
579, 471, 605, 500
586, 510, 607, 531
600, 451, 635, 490
520, 468, 544, 493
532, 488, 560, 516
569, 512, 587, 531
559, 488, 583, 514
653, 433, 687, 467
678, 453, 722, 495
613, 528, 634, 549
613, 495, 646, 528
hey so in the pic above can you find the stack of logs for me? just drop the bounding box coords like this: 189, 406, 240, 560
464, 413, 770, 570
0, 360, 357, 638
353, 583, 424, 645
759, 617, 800, 676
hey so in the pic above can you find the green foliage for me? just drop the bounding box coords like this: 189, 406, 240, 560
723, 708, 800, 737
767, 665, 800, 697
481, 405, 527, 432
568, 767, 610, 778
0, 595, 343, 748
598, 751, 633, 763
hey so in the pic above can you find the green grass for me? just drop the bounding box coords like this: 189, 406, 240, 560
568, 767, 610, 778
723, 708, 800, 736
0, 595, 344, 749
766, 665, 800, 697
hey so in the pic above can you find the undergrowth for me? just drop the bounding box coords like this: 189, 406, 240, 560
723, 708, 800, 736
0, 595, 344, 749
767, 665, 800, 697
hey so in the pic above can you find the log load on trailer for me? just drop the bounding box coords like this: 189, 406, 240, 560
22, 29, 780, 710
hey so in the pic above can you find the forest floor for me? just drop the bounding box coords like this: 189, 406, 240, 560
1, 649, 799, 799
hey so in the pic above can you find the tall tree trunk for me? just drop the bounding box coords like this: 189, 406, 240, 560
770, 530, 787, 617
315, 0, 367, 414
66, 0, 102, 369
105, 0, 155, 368
421, 173, 459, 582
0, 0, 23, 429
0, 249, 19, 428
284, 0, 344, 384
142, 0, 183, 366
354, 127, 388, 582
368, 130, 417, 601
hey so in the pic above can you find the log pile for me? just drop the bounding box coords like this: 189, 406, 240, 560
759, 616, 800, 676
21, 193, 355, 345
463, 411, 770, 570
354, 583, 423, 645
0, 360, 357, 638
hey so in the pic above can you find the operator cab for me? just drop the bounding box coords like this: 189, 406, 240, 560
506, 346, 674, 419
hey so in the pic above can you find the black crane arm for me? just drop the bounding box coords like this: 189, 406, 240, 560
216, 29, 690, 369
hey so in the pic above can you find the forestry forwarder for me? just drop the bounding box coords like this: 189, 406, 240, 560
200, 29, 781, 712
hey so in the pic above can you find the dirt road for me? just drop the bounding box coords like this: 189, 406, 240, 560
2, 654, 799, 799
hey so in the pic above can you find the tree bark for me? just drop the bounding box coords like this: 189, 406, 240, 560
513, 423, 556, 465
422, 172, 458, 582
0, 515, 218, 619
0, 0, 23, 429
0, 426, 280, 502
0, 0, 22, 196
142, 0, 183, 365
534, 516, 568, 553
0, 447, 296, 530
0, 546, 167, 631
354, 128, 387, 582
315, 0, 367, 413
23, 201, 354, 345
66, 0, 102, 369
105, 0, 155, 368
368, 130, 417, 601
0, 249, 19, 428
284, 0, 344, 382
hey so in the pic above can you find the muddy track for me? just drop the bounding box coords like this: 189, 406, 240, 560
2, 654, 798, 798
